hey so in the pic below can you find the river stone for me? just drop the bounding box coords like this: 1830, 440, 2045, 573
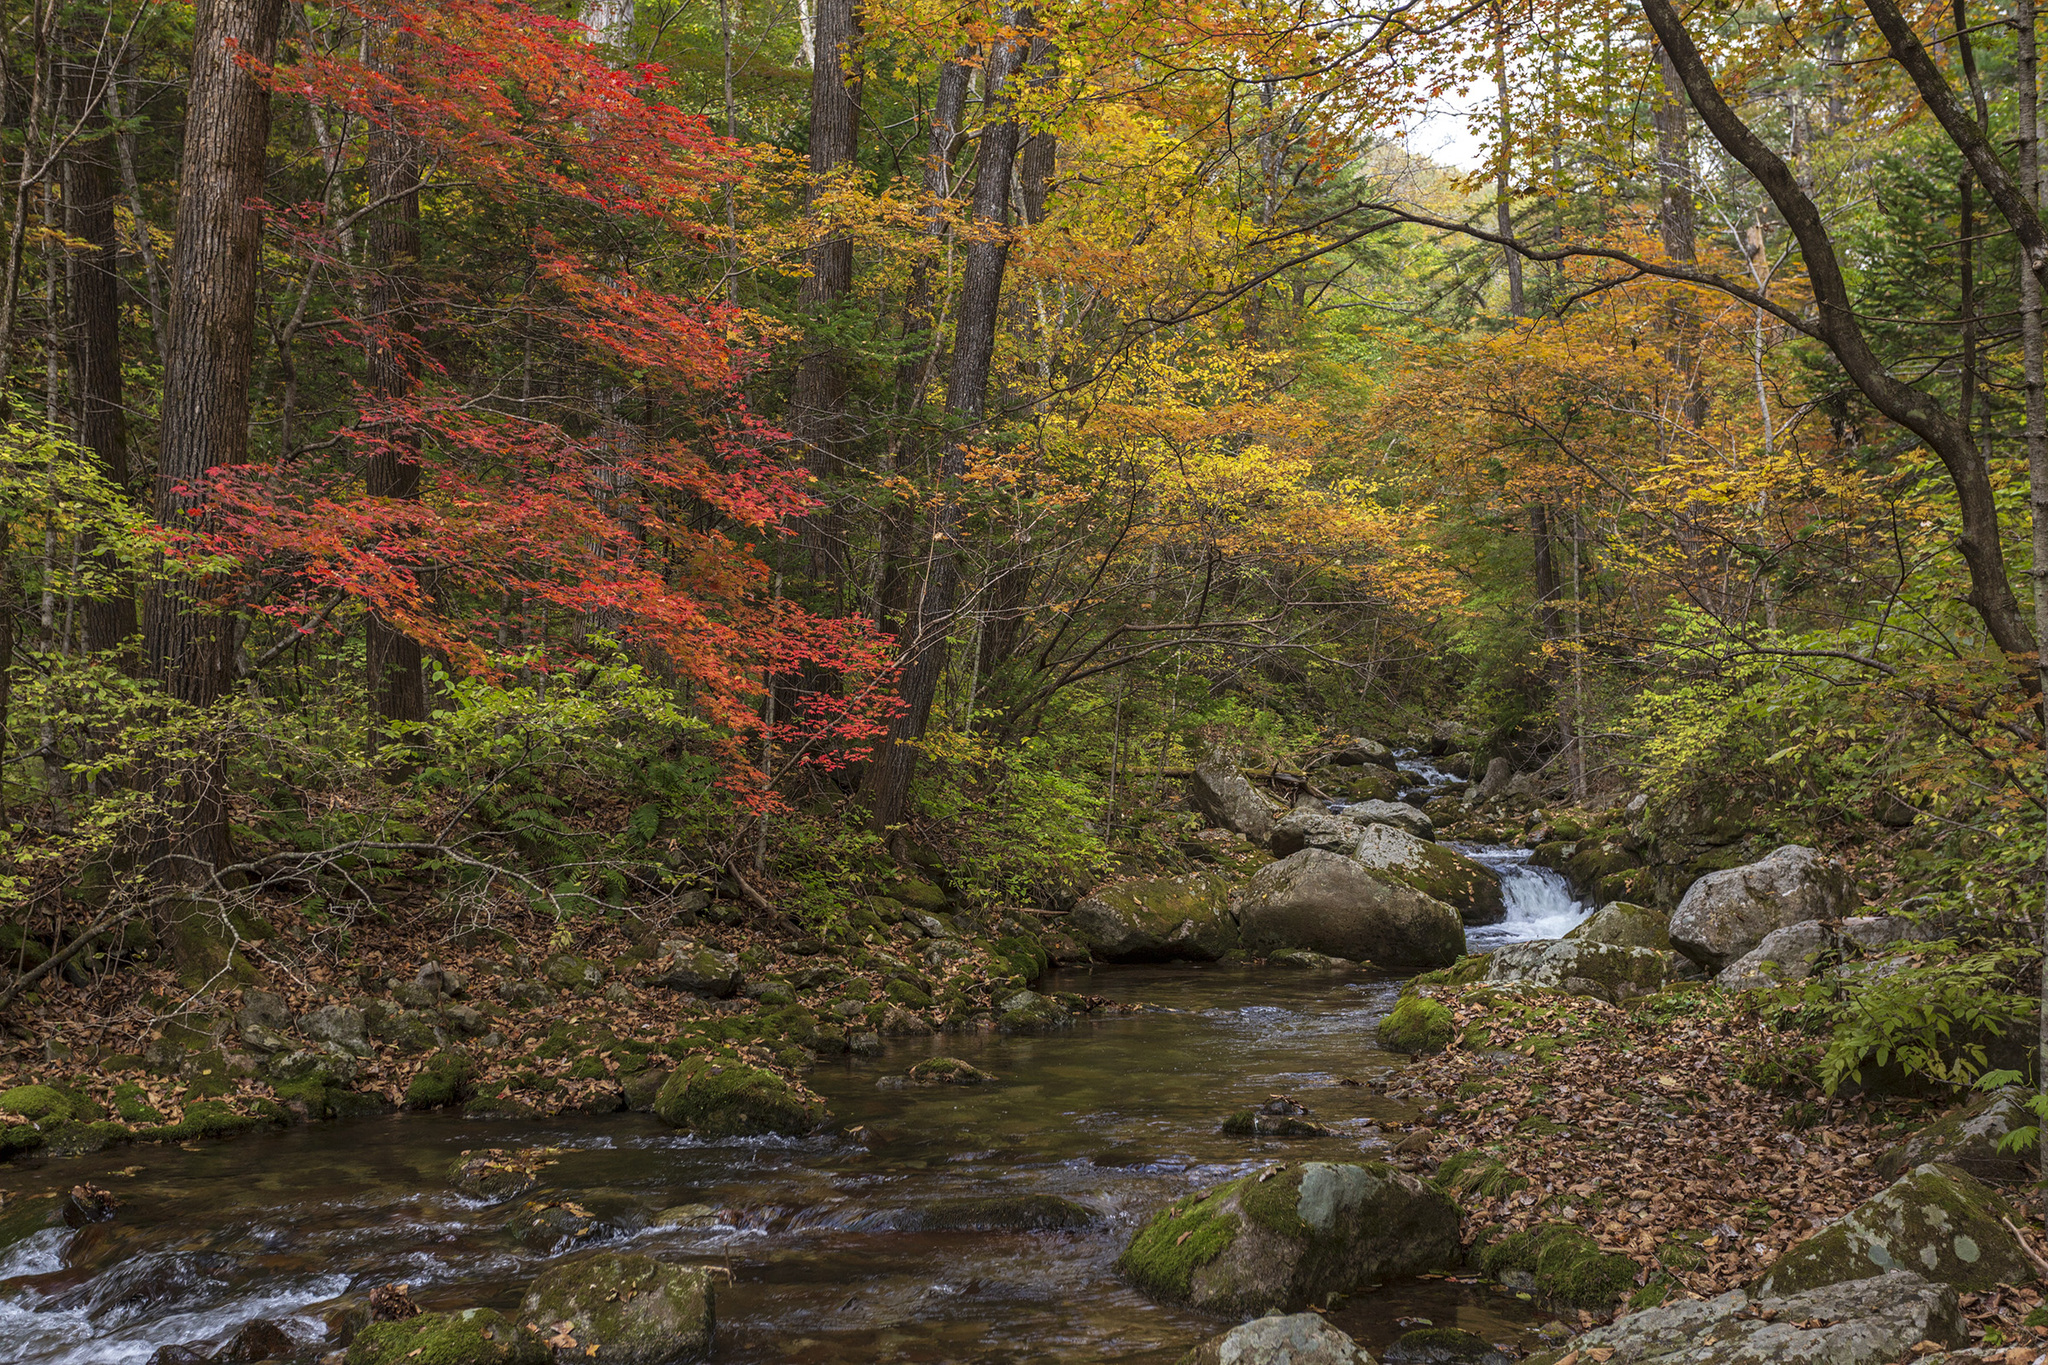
1878, 1086, 2033, 1182
1352, 824, 1503, 926
648, 942, 742, 999
236, 990, 293, 1035
1668, 845, 1852, 973
1179, 1312, 1377, 1365
998, 990, 1072, 1032
652, 1056, 826, 1138
451, 1148, 552, 1203
1377, 995, 1453, 1054
1481, 938, 1670, 1003
1237, 850, 1465, 972
1068, 872, 1237, 963
1269, 810, 1368, 859
1345, 800, 1433, 840
1563, 902, 1669, 952
520, 1250, 713, 1363
1268, 949, 1357, 970
345, 1307, 546, 1365
906, 1056, 995, 1084
1753, 1162, 2031, 1297
1190, 752, 1282, 843
1383, 1327, 1510, 1365
899, 1194, 1100, 1231
1118, 1160, 1459, 1315
1529, 1270, 1964, 1365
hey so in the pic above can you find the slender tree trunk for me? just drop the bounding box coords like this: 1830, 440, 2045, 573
863, 15, 1031, 834
0, 0, 55, 421
1653, 42, 1707, 428
144, 0, 285, 891
2018, 0, 2048, 1223
363, 19, 427, 757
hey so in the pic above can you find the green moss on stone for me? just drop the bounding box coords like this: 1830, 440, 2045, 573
140, 1099, 269, 1143
345, 1307, 546, 1365
652, 1054, 826, 1138
1408, 954, 1490, 991
1116, 1185, 1244, 1300
519, 1251, 713, 1362
111, 1082, 162, 1124
1378, 996, 1454, 1054
1478, 1223, 1637, 1309
1433, 1149, 1528, 1202
405, 1050, 477, 1109
0, 1084, 75, 1122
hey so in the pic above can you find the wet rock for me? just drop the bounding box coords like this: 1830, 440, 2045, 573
648, 942, 743, 998
1351, 824, 1503, 925
1237, 850, 1465, 972
1267, 949, 1357, 970
1529, 1270, 1964, 1365
652, 1055, 827, 1138
520, 1250, 714, 1364
901, 1194, 1100, 1232
1563, 901, 1669, 952
1270, 810, 1367, 858
344, 1307, 546, 1365
1668, 844, 1852, 973
147, 1347, 212, 1365
1377, 996, 1453, 1054
906, 1056, 995, 1085
1476, 1223, 1636, 1310
1221, 1096, 1335, 1138
1347, 800, 1434, 840
1481, 938, 1671, 1003
300, 1004, 370, 1056
1119, 1160, 1459, 1314
1179, 1312, 1377, 1365
212, 1318, 299, 1362
505, 1190, 646, 1253
1878, 1086, 2034, 1182
403, 1050, 476, 1110
1383, 1327, 1511, 1365
450, 1148, 555, 1203
1754, 1162, 2031, 1297
997, 990, 1072, 1032
651, 1203, 721, 1229
1067, 872, 1237, 963
1189, 751, 1282, 843
621, 1068, 670, 1113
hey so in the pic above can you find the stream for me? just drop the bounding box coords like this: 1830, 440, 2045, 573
0, 774, 1590, 1365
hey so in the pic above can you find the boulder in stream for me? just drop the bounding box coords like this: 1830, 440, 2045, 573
997, 990, 1072, 1032
1376, 995, 1453, 1054
1067, 872, 1237, 962
1189, 752, 1282, 843
1563, 901, 1669, 952
1351, 824, 1503, 925
521, 1251, 714, 1364
905, 1056, 995, 1085
345, 1307, 546, 1365
1236, 850, 1465, 972
652, 1055, 826, 1138
1346, 799, 1434, 840
1178, 1313, 1376, 1365
1118, 1159, 1459, 1315
1753, 1162, 2032, 1298
1667, 844, 1852, 973
898, 1194, 1100, 1231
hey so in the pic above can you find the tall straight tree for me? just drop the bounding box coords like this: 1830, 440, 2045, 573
863, 15, 1032, 834
144, 0, 285, 882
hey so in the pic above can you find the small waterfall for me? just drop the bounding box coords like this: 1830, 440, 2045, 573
1460, 845, 1590, 947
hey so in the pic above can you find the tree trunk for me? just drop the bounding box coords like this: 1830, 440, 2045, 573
2018, 0, 2048, 1228
144, 0, 285, 889
363, 18, 427, 756
863, 16, 1031, 834
1653, 42, 1707, 428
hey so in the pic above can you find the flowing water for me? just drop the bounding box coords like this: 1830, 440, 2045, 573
0, 764, 1592, 1365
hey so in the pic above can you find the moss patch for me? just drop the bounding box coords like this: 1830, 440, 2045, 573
1433, 1149, 1528, 1203
1115, 1184, 1244, 1300
1478, 1222, 1637, 1309
345, 1307, 546, 1365
652, 1053, 825, 1138
1378, 996, 1454, 1054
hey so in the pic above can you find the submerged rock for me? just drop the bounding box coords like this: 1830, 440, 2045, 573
1383, 1327, 1510, 1365
1220, 1097, 1335, 1138
345, 1307, 546, 1365
1668, 844, 1852, 973
1528, 1270, 1964, 1365
1118, 1160, 1459, 1315
1266, 949, 1357, 970
1754, 1162, 2031, 1297
899, 1194, 1100, 1231
652, 1056, 826, 1138
1190, 752, 1281, 843
450, 1147, 554, 1203
1481, 938, 1670, 1003
1878, 1086, 2034, 1182
1068, 873, 1237, 963
1179, 1313, 1377, 1365
1352, 824, 1503, 925
1237, 850, 1465, 972
520, 1251, 714, 1364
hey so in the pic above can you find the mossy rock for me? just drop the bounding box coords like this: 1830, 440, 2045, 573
1378, 996, 1454, 1054
885, 876, 949, 912
1386, 1326, 1512, 1364
452, 1147, 556, 1203
520, 1250, 713, 1363
1754, 1162, 2032, 1296
906, 1056, 994, 1085
345, 1307, 546, 1365
1564, 902, 1670, 952
0, 1084, 90, 1123
1220, 1109, 1334, 1138
111, 1082, 163, 1124
652, 1055, 826, 1138
1354, 825, 1506, 926
1564, 840, 1643, 892
139, 1099, 272, 1143
1407, 954, 1491, 992
1118, 1160, 1459, 1314
1067, 872, 1237, 963
1477, 1223, 1637, 1309
884, 979, 934, 1009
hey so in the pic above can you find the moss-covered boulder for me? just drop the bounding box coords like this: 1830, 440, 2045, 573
649, 942, 743, 998
1179, 1313, 1376, 1365
1353, 824, 1504, 926
1754, 1162, 2032, 1297
404, 1051, 476, 1110
652, 1055, 826, 1138
1238, 850, 1465, 972
1878, 1087, 2034, 1183
1269, 810, 1367, 859
1481, 938, 1670, 1003
520, 1251, 713, 1363
906, 1057, 994, 1085
1377, 996, 1454, 1054
997, 990, 1072, 1032
1067, 872, 1237, 963
1407, 954, 1490, 991
1476, 1223, 1637, 1310
1118, 1160, 1459, 1314
1563, 902, 1669, 952
1329, 767, 1401, 804
1220, 1108, 1334, 1138
345, 1308, 546, 1365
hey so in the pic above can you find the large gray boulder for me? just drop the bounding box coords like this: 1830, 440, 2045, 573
649, 941, 743, 998
1878, 1086, 2034, 1183
521, 1251, 714, 1363
1668, 845, 1852, 973
1563, 901, 1669, 952
1068, 872, 1237, 963
1754, 1163, 2031, 1298
1482, 939, 1670, 1003
1237, 850, 1465, 972
1268, 810, 1367, 859
1717, 913, 1936, 990
1190, 753, 1282, 843
1120, 1160, 1458, 1315
1180, 1314, 1377, 1365
1463, 757, 1513, 808
1346, 800, 1433, 840
1539, 1271, 1963, 1365
1352, 824, 1503, 925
